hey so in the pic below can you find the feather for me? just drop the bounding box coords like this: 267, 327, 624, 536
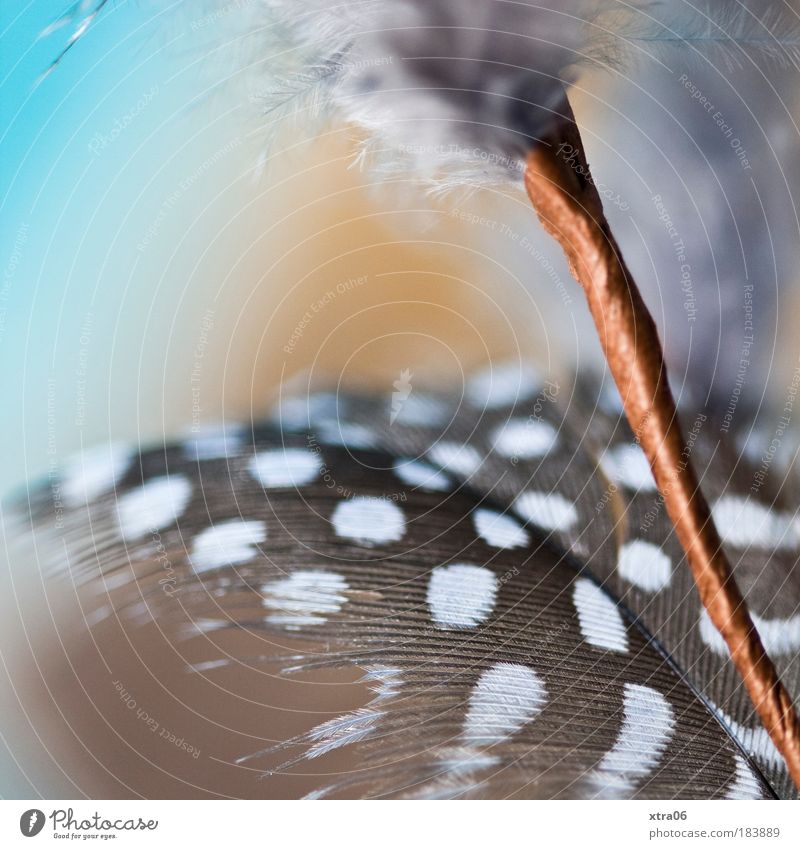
41, 1, 800, 186
242, 0, 630, 188
25, 0, 800, 796
39, 0, 110, 80
7, 365, 797, 798
623, 0, 800, 70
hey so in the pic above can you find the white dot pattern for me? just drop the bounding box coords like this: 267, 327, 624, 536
617, 540, 672, 592
190, 520, 267, 573
466, 361, 540, 409
601, 443, 656, 492
116, 475, 192, 539
588, 683, 674, 797
61, 442, 133, 507
473, 508, 530, 549
331, 496, 405, 545
427, 563, 498, 629
491, 419, 557, 459
463, 662, 548, 746
393, 458, 453, 492
573, 578, 629, 652
712, 495, 800, 550
249, 448, 320, 488
429, 441, 482, 477
262, 570, 349, 629
514, 490, 578, 532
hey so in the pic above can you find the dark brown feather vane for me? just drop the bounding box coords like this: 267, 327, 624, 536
7, 366, 788, 798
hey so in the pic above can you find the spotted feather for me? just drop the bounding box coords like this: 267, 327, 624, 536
6, 366, 786, 798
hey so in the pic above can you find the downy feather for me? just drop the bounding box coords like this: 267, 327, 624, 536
43, 1, 800, 186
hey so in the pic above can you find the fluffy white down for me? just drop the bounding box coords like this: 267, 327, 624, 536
243, 0, 630, 186
58, 3, 800, 190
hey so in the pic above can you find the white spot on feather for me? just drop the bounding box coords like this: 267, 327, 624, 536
751, 613, 800, 655
394, 458, 453, 492
262, 569, 348, 628
712, 495, 800, 550
182, 423, 245, 460
331, 496, 405, 545
473, 508, 530, 549
249, 448, 320, 488
272, 392, 339, 431
726, 754, 766, 800
491, 419, 557, 459
466, 361, 540, 410
573, 578, 628, 652
190, 520, 266, 573
463, 662, 547, 746
317, 421, 377, 449
513, 490, 577, 532
712, 704, 784, 772
61, 442, 134, 507
698, 609, 728, 656
427, 563, 498, 629
601, 443, 656, 491
116, 475, 192, 539
588, 683, 675, 797
699, 607, 800, 657
617, 540, 672, 592
390, 392, 449, 426
429, 441, 482, 476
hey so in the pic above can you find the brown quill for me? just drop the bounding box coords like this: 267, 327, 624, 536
524, 99, 800, 790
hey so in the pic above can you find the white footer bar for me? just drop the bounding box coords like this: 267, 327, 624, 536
2, 799, 798, 848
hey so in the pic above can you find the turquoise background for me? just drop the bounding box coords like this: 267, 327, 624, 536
1, 1, 254, 496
